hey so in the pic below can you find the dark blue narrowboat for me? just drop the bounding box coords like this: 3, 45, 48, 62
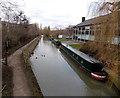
49, 37, 54, 41
52, 39, 61, 46
60, 43, 107, 81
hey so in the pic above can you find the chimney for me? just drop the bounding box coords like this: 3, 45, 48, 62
82, 17, 85, 22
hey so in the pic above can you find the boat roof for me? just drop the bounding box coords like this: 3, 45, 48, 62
61, 43, 101, 64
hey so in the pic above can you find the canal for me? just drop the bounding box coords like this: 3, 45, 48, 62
30, 36, 119, 96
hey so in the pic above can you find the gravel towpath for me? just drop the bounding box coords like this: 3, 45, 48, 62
8, 39, 36, 96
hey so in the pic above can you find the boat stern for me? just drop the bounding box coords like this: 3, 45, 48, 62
91, 72, 107, 81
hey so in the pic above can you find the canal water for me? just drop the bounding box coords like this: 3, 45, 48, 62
30, 36, 119, 96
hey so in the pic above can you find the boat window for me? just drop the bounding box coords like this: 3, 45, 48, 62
81, 60, 83, 64
76, 56, 78, 59
93, 63, 104, 71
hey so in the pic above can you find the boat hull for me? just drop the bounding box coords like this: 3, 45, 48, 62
60, 44, 107, 81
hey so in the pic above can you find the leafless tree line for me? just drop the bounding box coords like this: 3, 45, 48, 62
0, 0, 39, 57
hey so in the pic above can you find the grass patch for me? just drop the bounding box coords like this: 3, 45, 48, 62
56, 38, 71, 42
22, 37, 43, 97
2, 65, 13, 96
69, 44, 82, 50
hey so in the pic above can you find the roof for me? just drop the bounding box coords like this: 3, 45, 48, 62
62, 43, 101, 64
75, 14, 110, 27
76, 18, 95, 27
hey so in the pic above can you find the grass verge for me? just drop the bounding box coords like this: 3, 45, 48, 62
2, 65, 13, 96
80, 41, 120, 92
22, 37, 43, 97
69, 44, 82, 50
57, 38, 71, 42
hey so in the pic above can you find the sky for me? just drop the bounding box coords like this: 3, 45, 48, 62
9, 0, 98, 29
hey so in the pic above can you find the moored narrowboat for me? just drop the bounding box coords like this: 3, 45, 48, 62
49, 37, 54, 41
60, 43, 107, 81
52, 39, 61, 46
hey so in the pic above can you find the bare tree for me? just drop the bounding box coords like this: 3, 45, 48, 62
83, 0, 120, 89
65, 25, 74, 36
0, 0, 33, 61
42, 26, 51, 37
0, 0, 19, 23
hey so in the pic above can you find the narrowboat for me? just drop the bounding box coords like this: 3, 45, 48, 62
60, 43, 107, 81
49, 37, 54, 41
52, 39, 61, 46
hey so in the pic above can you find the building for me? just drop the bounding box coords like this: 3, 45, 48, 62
73, 16, 120, 45
73, 1, 120, 45
73, 17, 95, 42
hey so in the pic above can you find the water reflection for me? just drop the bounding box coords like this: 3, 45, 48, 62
30, 36, 119, 96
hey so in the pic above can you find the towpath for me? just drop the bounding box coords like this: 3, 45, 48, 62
8, 38, 36, 96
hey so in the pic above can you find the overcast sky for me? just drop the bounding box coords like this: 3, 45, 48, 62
10, 0, 98, 29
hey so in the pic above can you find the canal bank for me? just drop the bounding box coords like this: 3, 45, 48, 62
8, 38, 39, 96
22, 37, 43, 97
30, 35, 119, 96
